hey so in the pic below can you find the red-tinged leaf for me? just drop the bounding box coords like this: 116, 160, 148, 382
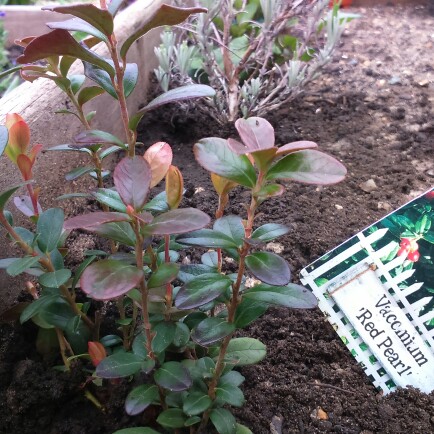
276, 141, 318, 155
27, 144, 43, 164
194, 138, 257, 188
74, 130, 124, 147
80, 259, 143, 300
88, 341, 107, 367
14, 195, 42, 217
145, 208, 210, 236
251, 147, 278, 172
120, 5, 207, 58
143, 142, 173, 188
165, 165, 183, 209
5, 113, 24, 129
16, 154, 33, 180
245, 252, 291, 286
64, 211, 129, 230
15, 36, 36, 48
77, 86, 105, 107
17, 30, 115, 77
114, 157, 152, 210
47, 19, 107, 42
42, 4, 114, 36
235, 117, 275, 152
267, 150, 347, 185
255, 183, 285, 202
5, 120, 30, 163
243, 283, 317, 309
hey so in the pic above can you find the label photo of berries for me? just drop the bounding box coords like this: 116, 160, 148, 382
301, 187, 434, 395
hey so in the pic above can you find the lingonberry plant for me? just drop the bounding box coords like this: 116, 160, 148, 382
0, 2, 348, 434
0, 115, 346, 433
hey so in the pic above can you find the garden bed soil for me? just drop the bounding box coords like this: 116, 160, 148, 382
1, 4, 434, 434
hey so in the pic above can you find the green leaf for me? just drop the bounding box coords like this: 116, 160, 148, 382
77, 86, 105, 107
84, 61, 117, 98
210, 408, 237, 434
65, 166, 94, 181
213, 337, 266, 366
172, 322, 190, 348
42, 4, 114, 36
130, 84, 215, 129
177, 229, 238, 249
91, 221, 136, 246
113, 429, 160, 434
151, 321, 176, 354
185, 416, 201, 427
243, 283, 317, 309
0, 125, 8, 156
100, 145, 123, 160
183, 391, 212, 416
236, 424, 253, 434
175, 274, 232, 310
100, 334, 123, 347
92, 188, 126, 212
125, 384, 159, 416
143, 191, 170, 213
46, 18, 107, 42
251, 223, 289, 242
96, 352, 143, 378
201, 251, 218, 267
69, 74, 85, 94
234, 298, 268, 328
120, 4, 207, 58
219, 370, 245, 387
65, 316, 90, 354
18, 30, 115, 77
148, 263, 179, 288
216, 383, 245, 407
6, 256, 40, 277
0, 183, 29, 210
80, 259, 143, 300
191, 317, 235, 346
213, 215, 245, 247
194, 138, 257, 187
245, 252, 290, 286
145, 208, 211, 235
178, 264, 215, 283
255, 183, 285, 202
39, 299, 75, 329
123, 63, 138, 97
38, 269, 71, 288
267, 150, 346, 185
114, 157, 151, 210
72, 255, 96, 290
20, 294, 61, 324
37, 208, 64, 253
156, 408, 187, 429
154, 361, 192, 391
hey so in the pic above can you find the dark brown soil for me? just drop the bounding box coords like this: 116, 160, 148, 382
1, 4, 434, 434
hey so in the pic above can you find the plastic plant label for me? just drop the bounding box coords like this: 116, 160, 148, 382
326, 260, 434, 393
301, 188, 434, 395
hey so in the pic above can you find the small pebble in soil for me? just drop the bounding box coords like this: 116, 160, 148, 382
359, 179, 378, 193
